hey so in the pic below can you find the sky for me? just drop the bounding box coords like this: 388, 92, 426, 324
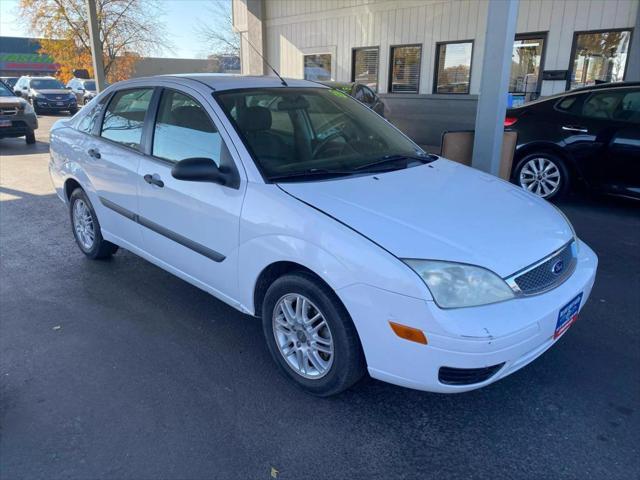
0, 0, 231, 59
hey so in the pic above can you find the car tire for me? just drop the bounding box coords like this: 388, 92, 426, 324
25, 130, 36, 144
69, 188, 118, 260
69, 108, 78, 115
513, 152, 570, 200
261, 272, 366, 396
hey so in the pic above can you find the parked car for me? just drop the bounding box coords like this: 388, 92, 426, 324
0, 76, 19, 89
0, 80, 38, 144
506, 82, 640, 200
319, 81, 385, 116
49, 75, 597, 396
66, 78, 98, 105
14, 76, 78, 115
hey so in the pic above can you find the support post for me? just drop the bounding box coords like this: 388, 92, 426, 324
86, 0, 106, 92
471, 0, 519, 176
626, 4, 640, 81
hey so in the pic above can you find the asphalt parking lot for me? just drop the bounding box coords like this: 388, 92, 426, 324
1, 114, 639, 480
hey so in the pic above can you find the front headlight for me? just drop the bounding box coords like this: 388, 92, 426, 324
23, 102, 34, 114
403, 260, 515, 308
33, 92, 45, 98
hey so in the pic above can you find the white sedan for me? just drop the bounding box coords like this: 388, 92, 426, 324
49, 75, 598, 396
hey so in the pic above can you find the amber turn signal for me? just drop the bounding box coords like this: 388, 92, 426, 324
389, 321, 428, 345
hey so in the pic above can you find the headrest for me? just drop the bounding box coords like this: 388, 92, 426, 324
237, 106, 272, 132
171, 105, 215, 132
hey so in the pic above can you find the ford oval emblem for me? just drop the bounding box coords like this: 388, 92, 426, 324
551, 260, 564, 275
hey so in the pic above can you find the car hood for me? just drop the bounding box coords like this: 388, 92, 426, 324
0, 96, 26, 107
33, 89, 70, 95
278, 159, 573, 277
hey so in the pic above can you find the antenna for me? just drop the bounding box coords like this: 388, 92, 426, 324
239, 31, 288, 86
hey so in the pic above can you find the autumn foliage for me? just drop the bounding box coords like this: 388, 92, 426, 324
20, 0, 166, 83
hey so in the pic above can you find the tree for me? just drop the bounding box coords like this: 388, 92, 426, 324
20, 0, 168, 83
196, 0, 239, 57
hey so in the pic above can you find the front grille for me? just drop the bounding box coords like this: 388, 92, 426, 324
0, 107, 18, 115
44, 94, 68, 100
509, 241, 576, 295
439, 363, 505, 385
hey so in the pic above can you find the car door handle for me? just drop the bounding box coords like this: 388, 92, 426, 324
562, 125, 588, 133
87, 148, 101, 159
143, 174, 164, 188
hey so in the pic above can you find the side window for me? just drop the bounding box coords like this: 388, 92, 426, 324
581, 91, 623, 120
100, 88, 153, 149
77, 95, 108, 134
152, 89, 223, 165
613, 90, 640, 123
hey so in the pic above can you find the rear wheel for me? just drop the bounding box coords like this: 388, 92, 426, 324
514, 152, 570, 200
69, 188, 118, 259
262, 273, 366, 396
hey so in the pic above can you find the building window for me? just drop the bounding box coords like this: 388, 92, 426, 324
389, 45, 421, 93
509, 33, 546, 102
434, 41, 473, 94
304, 54, 332, 81
569, 29, 632, 90
352, 47, 380, 92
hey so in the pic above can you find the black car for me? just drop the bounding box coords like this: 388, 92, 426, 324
506, 82, 640, 200
13, 76, 78, 115
319, 81, 385, 117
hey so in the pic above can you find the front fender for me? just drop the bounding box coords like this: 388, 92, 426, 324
237, 234, 355, 314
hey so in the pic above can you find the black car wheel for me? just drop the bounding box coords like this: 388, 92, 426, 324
514, 152, 570, 200
262, 272, 366, 396
25, 130, 35, 144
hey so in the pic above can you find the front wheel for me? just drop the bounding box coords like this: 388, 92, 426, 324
69, 188, 118, 259
25, 130, 35, 144
262, 273, 366, 396
513, 153, 570, 200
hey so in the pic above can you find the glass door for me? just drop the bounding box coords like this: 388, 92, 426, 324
509, 33, 546, 104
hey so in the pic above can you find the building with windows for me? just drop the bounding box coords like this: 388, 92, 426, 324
232, 0, 639, 147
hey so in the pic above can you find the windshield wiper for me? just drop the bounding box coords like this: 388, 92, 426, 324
353, 153, 438, 172
269, 168, 357, 182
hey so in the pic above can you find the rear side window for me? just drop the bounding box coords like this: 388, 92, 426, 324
152, 89, 223, 165
556, 96, 578, 111
100, 88, 153, 149
76, 94, 109, 134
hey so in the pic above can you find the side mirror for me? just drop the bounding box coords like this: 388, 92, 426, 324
14, 90, 21, 97
171, 157, 229, 185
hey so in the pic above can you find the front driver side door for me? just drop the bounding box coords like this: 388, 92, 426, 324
136, 86, 245, 303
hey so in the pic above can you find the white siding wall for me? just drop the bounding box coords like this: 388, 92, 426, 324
254, 0, 638, 95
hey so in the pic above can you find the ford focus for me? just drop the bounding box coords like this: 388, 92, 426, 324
49, 75, 598, 396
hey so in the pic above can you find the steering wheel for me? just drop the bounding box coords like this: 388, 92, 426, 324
312, 131, 349, 159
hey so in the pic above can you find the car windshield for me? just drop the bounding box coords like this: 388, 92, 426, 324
0, 82, 13, 96
30, 78, 64, 89
216, 87, 427, 181
83, 80, 96, 90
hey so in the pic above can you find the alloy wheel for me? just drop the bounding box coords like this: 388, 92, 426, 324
272, 293, 334, 379
73, 199, 95, 250
519, 157, 561, 198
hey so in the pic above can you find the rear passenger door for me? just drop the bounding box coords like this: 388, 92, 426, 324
83, 87, 154, 249
136, 86, 245, 302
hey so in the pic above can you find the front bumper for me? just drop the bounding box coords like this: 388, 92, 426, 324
0, 112, 38, 138
34, 98, 77, 111
338, 239, 598, 393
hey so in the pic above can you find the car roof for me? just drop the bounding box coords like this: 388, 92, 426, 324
510, 81, 640, 110
153, 73, 326, 91
568, 81, 640, 93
